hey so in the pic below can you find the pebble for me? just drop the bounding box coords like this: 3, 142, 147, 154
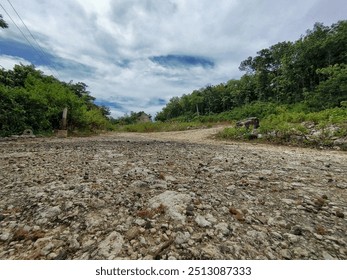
293, 247, 309, 258
175, 232, 190, 245
0, 232, 11, 242
195, 215, 212, 227
335, 211, 344, 218
291, 225, 303, 236
97, 231, 123, 259
322, 251, 335, 260
214, 223, 230, 236
0, 134, 346, 260
280, 249, 291, 259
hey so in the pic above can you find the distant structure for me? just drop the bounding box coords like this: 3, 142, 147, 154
138, 112, 152, 123
56, 107, 68, 138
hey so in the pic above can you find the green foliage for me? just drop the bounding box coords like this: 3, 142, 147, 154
0, 64, 113, 137
155, 21, 347, 122
307, 107, 347, 124
218, 105, 347, 148
151, 20, 347, 149
305, 64, 347, 109
223, 102, 285, 120
0, 87, 26, 136
0, 14, 8, 29
218, 127, 250, 140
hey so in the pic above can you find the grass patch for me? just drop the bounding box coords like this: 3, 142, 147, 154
217, 106, 347, 149
114, 121, 214, 133
218, 127, 256, 140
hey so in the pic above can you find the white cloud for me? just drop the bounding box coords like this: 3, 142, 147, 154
0, 55, 31, 69
1, 0, 345, 118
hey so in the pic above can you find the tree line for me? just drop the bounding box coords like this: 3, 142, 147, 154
0, 14, 113, 136
0, 64, 112, 136
155, 21, 347, 121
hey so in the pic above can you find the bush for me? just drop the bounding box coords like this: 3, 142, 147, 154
218, 127, 255, 140
218, 104, 347, 148
0, 65, 114, 136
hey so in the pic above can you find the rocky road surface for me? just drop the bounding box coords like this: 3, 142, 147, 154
0, 127, 346, 260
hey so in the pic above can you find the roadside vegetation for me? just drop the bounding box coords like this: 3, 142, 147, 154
1, 20, 346, 148
0, 17, 112, 137
114, 121, 214, 133
0, 65, 113, 137
218, 103, 347, 149
151, 21, 347, 149
155, 22, 347, 123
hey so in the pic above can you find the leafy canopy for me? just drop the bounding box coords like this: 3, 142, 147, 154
155, 21, 347, 121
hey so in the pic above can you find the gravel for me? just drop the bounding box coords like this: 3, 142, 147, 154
0, 128, 346, 259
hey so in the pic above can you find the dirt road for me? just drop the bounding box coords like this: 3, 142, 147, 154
0, 128, 346, 259
113, 126, 225, 144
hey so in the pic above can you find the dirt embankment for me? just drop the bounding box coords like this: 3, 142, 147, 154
0, 128, 346, 259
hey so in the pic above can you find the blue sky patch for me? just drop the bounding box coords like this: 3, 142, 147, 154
149, 54, 215, 68
0, 38, 95, 78
0, 38, 55, 66
94, 100, 125, 110
146, 98, 167, 106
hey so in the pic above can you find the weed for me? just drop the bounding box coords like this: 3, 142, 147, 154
137, 209, 153, 219
137, 204, 166, 218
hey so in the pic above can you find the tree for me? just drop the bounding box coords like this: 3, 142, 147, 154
0, 14, 8, 29
305, 64, 347, 109
155, 20, 347, 121
0, 64, 113, 135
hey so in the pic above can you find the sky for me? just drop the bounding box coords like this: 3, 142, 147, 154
0, 0, 346, 118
